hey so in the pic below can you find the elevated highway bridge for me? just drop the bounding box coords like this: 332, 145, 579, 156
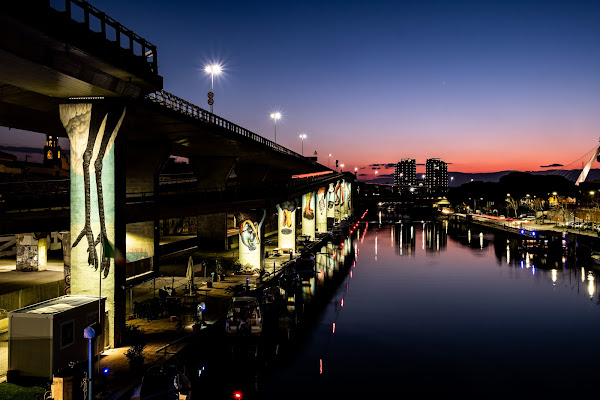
0, 0, 356, 346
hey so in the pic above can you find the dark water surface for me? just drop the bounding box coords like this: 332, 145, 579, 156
258, 220, 600, 399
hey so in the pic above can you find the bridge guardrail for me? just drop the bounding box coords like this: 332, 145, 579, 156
146, 90, 320, 163
124, 172, 349, 207
48, 0, 158, 75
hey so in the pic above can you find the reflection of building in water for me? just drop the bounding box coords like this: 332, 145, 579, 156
448, 222, 598, 302
424, 221, 448, 253
394, 223, 416, 257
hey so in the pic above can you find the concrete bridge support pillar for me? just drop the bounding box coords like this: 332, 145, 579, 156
301, 191, 316, 240
334, 180, 343, 222
327, 182, 336, 227
277, 201, 297, 253
346, 181, 353, 216
237, 210, 265, 270
316, 187, 327, 234
341, 179, 351, 218
197, 213, 227, 250
15, 233, 47, 271
60, 103, 126, 348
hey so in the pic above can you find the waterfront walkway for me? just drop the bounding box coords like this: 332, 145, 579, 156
0, 235, 302, 399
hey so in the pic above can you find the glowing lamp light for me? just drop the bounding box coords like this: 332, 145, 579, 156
333, 322, 336, 333
234, 391, 243, 399
204, 64, 222, 75
103, 368, 109, 374
341, 298, 344, 307
531, 231, 536, 237
320, 359, 323, 374
520, 229, 525, 235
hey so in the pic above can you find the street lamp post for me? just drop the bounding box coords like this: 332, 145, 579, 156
299, 133, 307, 156
270, 112, 281, 143
204, 64, 222, 114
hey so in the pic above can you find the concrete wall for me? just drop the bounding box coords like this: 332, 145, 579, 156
126, 221, 154, 262
0, 280, 66, 312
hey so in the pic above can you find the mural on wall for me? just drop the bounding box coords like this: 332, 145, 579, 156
238, 210, 266, 252
345, 181, 352, 213
63, 232, 71, 295
16, 239, 38, 271
316, 187, 328, 232
303, 192, 315, 220
302, 191, 316, 240
335, 180, 343, 206
317, 187, 327, 217
60, 103, 125, 278
276, 200, 297, 235
327, 182, 336, 217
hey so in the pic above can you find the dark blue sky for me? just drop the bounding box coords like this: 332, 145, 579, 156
2, 0, 600, 176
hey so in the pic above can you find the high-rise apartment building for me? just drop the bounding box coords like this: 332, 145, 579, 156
425, 158, 448, 194
394, 158, 416, 193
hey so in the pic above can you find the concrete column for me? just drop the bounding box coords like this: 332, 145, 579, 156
60, 103, 125, 348
15, 233, 47, 271
237, 210, 265, 270
197, 213, 228, 250
326, 182, 336, 219
334, 180, 343, 222
277, 201, 297, 252
316, 187, 327, 233
62, 232, 71, 295
339, 179, 347, 217
345, 181, 352, 216
302, 191, 316, 240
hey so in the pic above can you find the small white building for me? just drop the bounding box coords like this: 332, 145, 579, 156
9, 295, 105, 379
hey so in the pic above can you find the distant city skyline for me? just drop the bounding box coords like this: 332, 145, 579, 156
1, 0, 599, 179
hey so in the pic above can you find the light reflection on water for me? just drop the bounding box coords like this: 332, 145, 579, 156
261, 220, 600, 398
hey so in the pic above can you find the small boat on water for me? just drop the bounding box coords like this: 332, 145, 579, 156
225, 296, 263, 336
262, 285, 286, 305
132, 360, 192, 400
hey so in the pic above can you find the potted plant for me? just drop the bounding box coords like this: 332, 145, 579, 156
123, 324, 146, 373
232, 260, 242, 274
125, 344, 145, 372
216, 259, 225, 281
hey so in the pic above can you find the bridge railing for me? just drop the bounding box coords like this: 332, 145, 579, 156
146, 90, 317, 163
48, 0, 158, 74
125, 172, 348, 206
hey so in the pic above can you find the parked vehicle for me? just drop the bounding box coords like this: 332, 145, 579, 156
225, 296, 263, 336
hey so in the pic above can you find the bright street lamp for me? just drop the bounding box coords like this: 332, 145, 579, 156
298, 133, 307, 155
340, 163, 345, 172
204, 64, 222, 113
328, 153, 332, 168
270, 112, 281, 143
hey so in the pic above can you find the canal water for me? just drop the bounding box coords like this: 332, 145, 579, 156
256, 219, 600, 399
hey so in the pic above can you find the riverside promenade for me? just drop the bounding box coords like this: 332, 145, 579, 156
451, 213, 600, 255
0, 236, 299, 399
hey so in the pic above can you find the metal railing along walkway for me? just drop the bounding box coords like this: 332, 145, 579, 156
146, 90, 318, 163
